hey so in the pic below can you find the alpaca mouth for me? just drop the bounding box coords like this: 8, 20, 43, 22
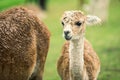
64, 36, 72, 40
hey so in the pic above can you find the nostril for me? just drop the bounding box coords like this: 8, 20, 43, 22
64, 31, 70, 35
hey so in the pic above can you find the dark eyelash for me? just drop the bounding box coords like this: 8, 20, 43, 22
61, 21, 64, 26
75, 21, 82, 26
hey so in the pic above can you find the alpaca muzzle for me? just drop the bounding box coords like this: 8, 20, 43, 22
64, 31, 72, 40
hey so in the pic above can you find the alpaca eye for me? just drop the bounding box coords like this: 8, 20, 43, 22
75, 21, 82, 26
61, 21, 64, 26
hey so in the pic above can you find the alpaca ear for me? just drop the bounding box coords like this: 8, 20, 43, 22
85, 15, 101, 25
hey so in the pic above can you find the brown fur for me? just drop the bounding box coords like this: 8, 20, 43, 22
57, 39, 100, 80
0, 7, 50, 80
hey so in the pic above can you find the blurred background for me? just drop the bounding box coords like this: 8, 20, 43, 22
0, 0, 120, 80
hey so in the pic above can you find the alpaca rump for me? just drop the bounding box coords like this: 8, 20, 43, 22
0, 7, 50, 80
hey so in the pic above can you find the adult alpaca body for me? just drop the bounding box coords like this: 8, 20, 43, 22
57, 11, 101, 80
0, 7, 50, 80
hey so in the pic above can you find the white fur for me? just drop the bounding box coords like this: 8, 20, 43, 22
63, 24, 72, 32
63, 24, 73, 38
86, 15, 101, 25
69, 34, 85, 80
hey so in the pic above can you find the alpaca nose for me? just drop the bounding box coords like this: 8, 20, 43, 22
64, 31, 70, 36
64, 31, 72, 40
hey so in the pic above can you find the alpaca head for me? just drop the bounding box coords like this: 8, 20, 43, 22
61, 10, 101, 41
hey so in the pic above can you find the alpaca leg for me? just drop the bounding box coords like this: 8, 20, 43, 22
29, 75, 42, 80
29, 41, 49, 80
94, 67, 100, 80
30, 26, 50, 80
29, 59, 43, 80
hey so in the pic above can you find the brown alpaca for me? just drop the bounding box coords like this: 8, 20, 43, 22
57, 11, 101, 80
0, 7, 50, 80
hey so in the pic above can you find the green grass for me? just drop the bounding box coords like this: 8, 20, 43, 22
0, 0, 25, 11
0, 0, 120, 80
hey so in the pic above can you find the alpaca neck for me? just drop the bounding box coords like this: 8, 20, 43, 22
69, 34, 84, 80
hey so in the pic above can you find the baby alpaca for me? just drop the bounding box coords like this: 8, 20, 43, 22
57, 10, 101, 80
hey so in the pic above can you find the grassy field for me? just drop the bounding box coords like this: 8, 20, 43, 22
0, 0, 120, 80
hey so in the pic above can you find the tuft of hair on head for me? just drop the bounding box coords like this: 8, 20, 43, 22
85, 15, 101, 26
